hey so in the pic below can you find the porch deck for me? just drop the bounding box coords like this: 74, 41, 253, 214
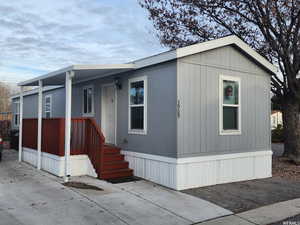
22, 118, 133, 179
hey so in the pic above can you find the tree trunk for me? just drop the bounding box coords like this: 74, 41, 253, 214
282, 99, 300, 164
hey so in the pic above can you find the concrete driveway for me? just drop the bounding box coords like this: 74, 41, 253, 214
0, 150, 231, 225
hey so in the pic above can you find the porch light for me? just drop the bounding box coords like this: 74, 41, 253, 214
114, 78, 122, 90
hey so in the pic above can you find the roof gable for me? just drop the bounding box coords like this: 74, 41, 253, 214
134, 35, 277, 75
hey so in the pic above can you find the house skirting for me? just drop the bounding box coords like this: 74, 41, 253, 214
122, 150, 272, 190
22, 147, 97, 178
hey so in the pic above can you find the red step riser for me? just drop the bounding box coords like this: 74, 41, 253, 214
99, 145, 133, 180
103, 154, 124, 162
103, 162, 129, 170
103, 148, 121, 154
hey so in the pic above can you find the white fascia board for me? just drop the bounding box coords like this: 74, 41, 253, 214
133, 50, 177, 68
18, 66, 74, 86
18, 64, 136, 87
73, 64, 135, 70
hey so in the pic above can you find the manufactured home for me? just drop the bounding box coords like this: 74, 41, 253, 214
12, 36, 276, 190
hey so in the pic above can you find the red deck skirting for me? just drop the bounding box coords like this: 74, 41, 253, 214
22, 118, 106, 178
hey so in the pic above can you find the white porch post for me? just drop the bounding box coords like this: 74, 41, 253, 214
18, 86, 24, 162
64, 71, 73, 182
37, 80, 43, 170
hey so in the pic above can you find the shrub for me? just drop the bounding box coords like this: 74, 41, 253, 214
272, 124, 284, 143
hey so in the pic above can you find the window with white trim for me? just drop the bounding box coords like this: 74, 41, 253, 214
128, 76, 147, 134
83, 86, 94, 116
13, 101, 20, 127
45, 95, 52, 118
220, 75, 241, 135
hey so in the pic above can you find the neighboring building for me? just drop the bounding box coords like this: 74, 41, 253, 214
12, 36, 276, 190
271, 110, 283, 130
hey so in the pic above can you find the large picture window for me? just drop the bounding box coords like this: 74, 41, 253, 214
128, 76, 147, 134
45, 95, 52, 118
83, 86, 94, 116
219, 75, 241, 135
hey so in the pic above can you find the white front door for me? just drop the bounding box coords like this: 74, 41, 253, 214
101, 84, 116, 144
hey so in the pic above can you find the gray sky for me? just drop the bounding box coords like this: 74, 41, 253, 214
0, 0, 165, 84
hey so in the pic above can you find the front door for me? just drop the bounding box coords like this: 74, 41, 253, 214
101, 84, 116, 144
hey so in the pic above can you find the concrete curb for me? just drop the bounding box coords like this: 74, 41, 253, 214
196, 198, 300, 225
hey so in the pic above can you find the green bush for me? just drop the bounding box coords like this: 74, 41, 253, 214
272, 124, 284, 143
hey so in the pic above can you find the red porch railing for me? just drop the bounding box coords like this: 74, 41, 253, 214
22, 118, 105, 177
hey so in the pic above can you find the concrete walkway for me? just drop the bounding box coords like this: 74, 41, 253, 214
196, 198, 300, 225
0, 150, 231, 225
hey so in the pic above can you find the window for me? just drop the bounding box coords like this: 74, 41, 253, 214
83, 86, 94, 116
13, 101, 20, 127
219, 75, 241, 135
45, 95, 52, 118
128, 76, 147, 134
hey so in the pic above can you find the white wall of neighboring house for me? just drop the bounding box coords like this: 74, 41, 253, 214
271, 111, 283, 130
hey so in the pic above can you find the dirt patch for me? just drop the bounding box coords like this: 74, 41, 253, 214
63, 182, 103, 191
273, 156, 300, 180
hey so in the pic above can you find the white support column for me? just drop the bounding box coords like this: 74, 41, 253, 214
64, 71, 73, 182
18, 86, 24, 162
37, 80, 43, 170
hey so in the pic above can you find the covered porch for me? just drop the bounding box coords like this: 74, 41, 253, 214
18, 64, 135, 181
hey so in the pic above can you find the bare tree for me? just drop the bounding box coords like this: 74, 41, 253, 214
0, 82, 12, 113
140, 0, 300, 163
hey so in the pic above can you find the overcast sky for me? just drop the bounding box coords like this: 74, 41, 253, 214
0, 0, 165, 84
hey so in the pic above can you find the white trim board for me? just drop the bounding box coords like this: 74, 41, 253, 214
219, 75, 242, 135
82, 85, 95, 117
22, 147, 97, 177
44, 94, 52, 118
18, 64, 135, 86
122, 150, 272, 190
128, 76, 148, 135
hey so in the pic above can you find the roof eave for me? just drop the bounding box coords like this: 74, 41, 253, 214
18, 64, 136, 86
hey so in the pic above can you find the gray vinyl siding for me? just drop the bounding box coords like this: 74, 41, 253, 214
177, 45, 271, 158
70, 61, 177, 157
11, 87, 66, 120
71, 76, 115, 125
117, 61, 177, 157
45, 88, 66, 118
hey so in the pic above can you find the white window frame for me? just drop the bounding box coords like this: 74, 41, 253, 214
82, 85, 94, 117
128, 76, 147, 135
219, 75, 241, 135
13, 101, 20, 127
45, 95, 52, 118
